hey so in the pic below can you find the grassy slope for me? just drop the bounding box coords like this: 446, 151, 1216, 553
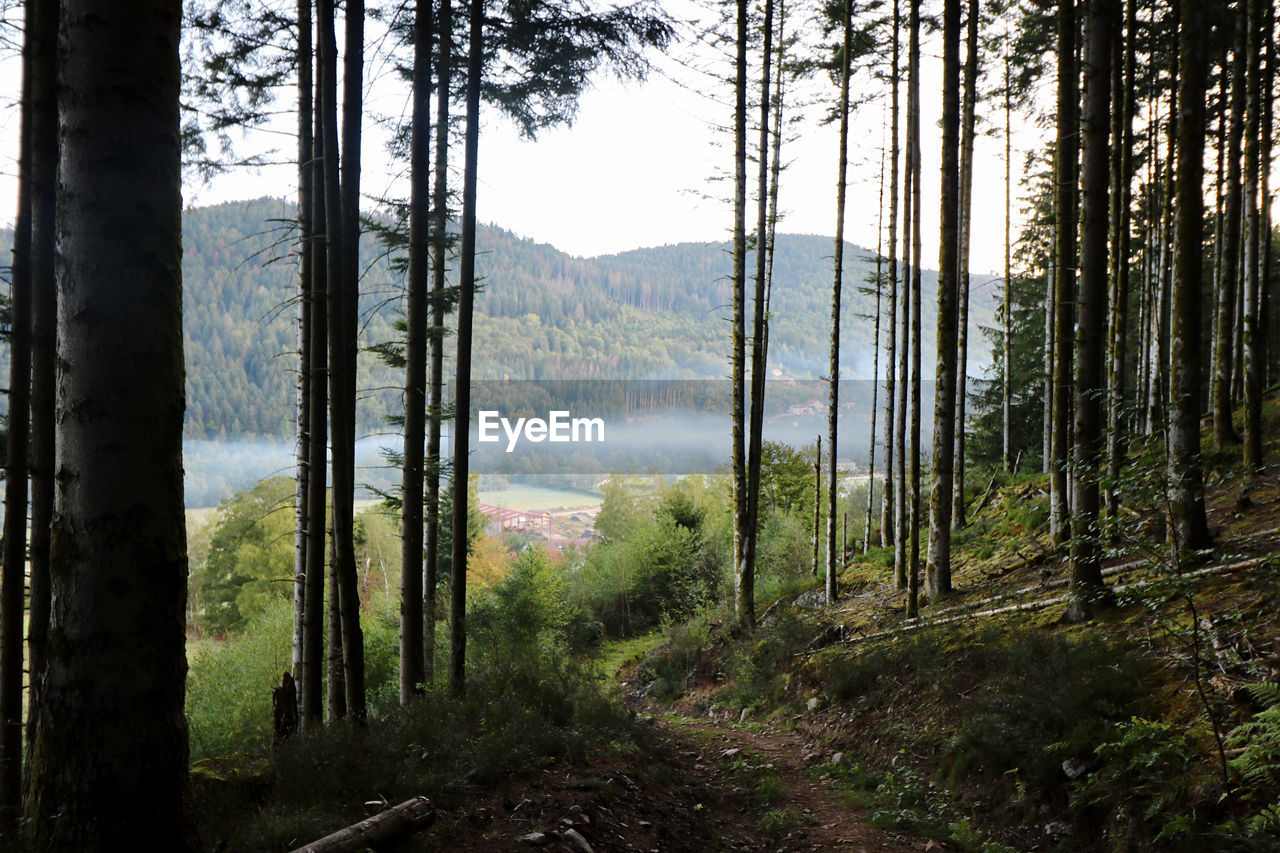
630, 394, 1280, 851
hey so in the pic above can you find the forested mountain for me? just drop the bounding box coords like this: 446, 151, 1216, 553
180, 197, 995, 439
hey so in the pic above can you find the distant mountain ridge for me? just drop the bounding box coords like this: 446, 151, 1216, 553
151, 198, 994, 439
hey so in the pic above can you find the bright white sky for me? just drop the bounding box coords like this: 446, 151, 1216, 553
0, 5, 1046, 281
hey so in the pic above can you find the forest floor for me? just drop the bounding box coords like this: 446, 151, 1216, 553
413, 705, 916, 852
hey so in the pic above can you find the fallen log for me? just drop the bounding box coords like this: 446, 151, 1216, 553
289, 796, 436, 853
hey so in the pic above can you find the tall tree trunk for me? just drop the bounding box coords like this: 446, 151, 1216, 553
1043, 250, 1055, 473
400, 0, 433, 704
1067, 0, 1116, 616
27, 0, 195, 845
882, 0, 900, 554
426, 0, 453, 689
1050, 0, 1078, 549
926, 0, 961, 600
0, 9, 35, 830
895, 1, 912, 589
907, 0, 922, 616
1261, 0, 1274, 388
827, 0, 851, 604
1104, 0, 1135, 519
451, 0, 484, 696
1002, 35, 1014, 472
865, 145, 885, 556
1167, 0, 1211, 554
731, 0, 750, 627
1213, 9, 1247, 448
301, 78, 329, 730
23, 0, 57, 798
336, 0, 367, 722
952, 0, 979, 529
318, 0, 351, 721
1243, 0, 1264, 471
744, 0, 777, 627
293, 0, 314, 704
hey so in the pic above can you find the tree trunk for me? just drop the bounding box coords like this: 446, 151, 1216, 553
1104, 0, 1135, 519
812, 436, 821, 576
1002, 36, 1013, 472
1067, 0, 1116, 613
1043, 252, 1055, 474
882, 0, 900, 556
290, 797, 435, 853
426, 0, 453, 688
1050, 0, 1078, 550
1213, 9, 1247, 448
451, 0, 484, 696
327, 530, 346, 720
865, 150, 884, 556
318, 0, 350, 722
1260, 0, 1274, 388
0, 10, 36, 830
907, 0, 922, 616
895, 61, 912, 589
293, 0, 314, 704
301, 75, 329, 730
23, 0, 57, 800
744, 0, 777, 627
27, 0, 195, 845
400, 0, 433, 704
926, 0, 961, 600
336, 0, 367, 722
952, 0, 978, 530
1242, 0, 1264, 471
827, 0, 851, 604
731, 0, 750, 627
1167, 0, 1211, 555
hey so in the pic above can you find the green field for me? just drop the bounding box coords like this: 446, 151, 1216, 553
478, 484, 603, 510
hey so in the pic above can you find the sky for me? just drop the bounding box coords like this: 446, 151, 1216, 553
0, 4, 1048, 285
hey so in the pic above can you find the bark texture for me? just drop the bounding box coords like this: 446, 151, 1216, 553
27, 0, 195, 845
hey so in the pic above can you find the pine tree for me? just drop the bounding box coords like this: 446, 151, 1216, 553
1067, 0, 1117, 616
1166, 0, 1211, 555
27, 0, 194, 844
926, 0, 962, 600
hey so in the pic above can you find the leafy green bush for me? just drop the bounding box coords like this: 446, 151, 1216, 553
186, 598, 402, 762
633, 614, 715, 700
187, 598, 293, 762
725, 609, 813, 707
567, 507, 721, 636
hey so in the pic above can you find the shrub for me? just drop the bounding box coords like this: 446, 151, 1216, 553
947, 631, 1151, 797
187, 598, 293, 762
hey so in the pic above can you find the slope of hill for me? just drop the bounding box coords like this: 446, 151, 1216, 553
179, 198, 997, 440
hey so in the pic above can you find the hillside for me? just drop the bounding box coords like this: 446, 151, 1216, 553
179, 198, 997, 440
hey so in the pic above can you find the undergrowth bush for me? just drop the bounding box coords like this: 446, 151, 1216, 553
947, 631, 1151, 798
187, 599, 293, 762
187, 599, 401, 763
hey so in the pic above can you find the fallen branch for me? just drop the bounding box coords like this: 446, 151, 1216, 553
290, 796, 436, 853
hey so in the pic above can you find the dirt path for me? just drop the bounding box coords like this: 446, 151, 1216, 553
658, 712, 914, 852
413, 712, 911, 852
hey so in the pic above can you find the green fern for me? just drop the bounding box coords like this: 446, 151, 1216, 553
1228, 683, 1280, 788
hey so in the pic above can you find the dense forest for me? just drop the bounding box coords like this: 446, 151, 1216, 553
177, 198, 987, 440
2, 0, 1280, 850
